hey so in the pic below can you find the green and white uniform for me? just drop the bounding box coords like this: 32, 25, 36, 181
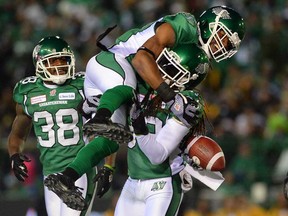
115, 85, 191, 216
84, 12, 198, 125
13, 72, 96, 216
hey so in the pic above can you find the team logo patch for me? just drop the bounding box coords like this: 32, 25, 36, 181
151, 180, 166, 191
173, 102, 182, 111
50, 89, 56, 96
31, 95, 47, 104
59, 92, 75, 100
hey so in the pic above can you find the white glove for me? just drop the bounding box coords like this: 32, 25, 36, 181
179, 169, 193, 193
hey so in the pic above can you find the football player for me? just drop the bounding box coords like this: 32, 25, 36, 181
114, 44, 208, 216
81, 5, 245, 140
44, 5, 245, 210
7, 36, 98, 215
115, 90, 205, 216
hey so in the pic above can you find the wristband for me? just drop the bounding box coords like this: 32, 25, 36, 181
104, 164, 116, 172
156, 82, 176, 102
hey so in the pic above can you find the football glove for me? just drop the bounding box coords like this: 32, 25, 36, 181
284, 174, 288, 200
10, 153, 31, 182
78, 95, 102, 119
182, 153, 203, 170
166, 93, 200, 128
179, 169, 193, 193
130, 104, 148, 135
94, 165, 115, 198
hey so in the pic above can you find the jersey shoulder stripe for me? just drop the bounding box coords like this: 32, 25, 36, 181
13, 76, 40, 104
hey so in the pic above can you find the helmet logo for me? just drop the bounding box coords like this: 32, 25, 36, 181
195, 63, 209, 75
212, 8, 231, 19
33, 44, 42, 61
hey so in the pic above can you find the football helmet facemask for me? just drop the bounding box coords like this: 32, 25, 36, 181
156, 43, 210, 90
198, 6, 245, 62
32, 36, 75, 85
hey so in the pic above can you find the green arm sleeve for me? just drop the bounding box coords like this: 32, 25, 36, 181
98, 85, 134, 113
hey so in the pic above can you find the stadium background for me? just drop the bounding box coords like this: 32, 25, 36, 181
0, 0, 288, 215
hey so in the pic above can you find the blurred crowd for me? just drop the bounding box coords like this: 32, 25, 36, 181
1, 0, 288, 215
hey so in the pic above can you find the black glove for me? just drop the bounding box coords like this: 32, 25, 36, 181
166, 93, 200, 128
94, 165, 115, 198
284, 174, 288, 200
10, 153, 31, 182
78, 95, 102, 119
130, 104, 148, 135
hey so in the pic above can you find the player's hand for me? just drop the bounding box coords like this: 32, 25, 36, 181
284, 174, 288, 200
78, 95, 102, 119
130, 104, 148, 135
166, 93, 200, 128
10, 153, 31, 182
94, 165, 115, 198
182, 153, 203, 170
179, 169, 193, 193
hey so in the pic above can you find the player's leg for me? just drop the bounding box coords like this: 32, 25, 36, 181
60, 169, 97, 216
144, 177, 173, 216
114, 178, 145, 216
44, 137, 119, 210
44, 180, 62, 215
44, 170, 96, 215
165, 174, 184, 216
83, 52, 136, 143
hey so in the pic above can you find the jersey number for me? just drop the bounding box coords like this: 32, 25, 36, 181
34, 109, 80, 147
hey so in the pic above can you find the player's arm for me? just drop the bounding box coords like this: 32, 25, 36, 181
132, 23, 176, 90
137, 118, 189, 165
7, 103, 33, 181
8, 103, 32, 155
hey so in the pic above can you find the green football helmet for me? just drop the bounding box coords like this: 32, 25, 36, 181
156, 43, 211, 90
198, 6, 246, 62
32, 36, 75, 85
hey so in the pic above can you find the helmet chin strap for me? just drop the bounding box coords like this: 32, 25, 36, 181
52, 76, 68, 85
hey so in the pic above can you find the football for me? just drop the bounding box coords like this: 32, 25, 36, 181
184, 135, 225, 171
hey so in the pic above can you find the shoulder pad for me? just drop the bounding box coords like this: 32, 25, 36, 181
74, 71, 85, 79
13, 76, 39, 104
68, 72, 85, 89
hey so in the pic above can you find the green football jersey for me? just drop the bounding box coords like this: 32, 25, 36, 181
127, 80, 176, 179
127, 112, 174, 179
109, 12, 198, 61
13, 72, 86, 176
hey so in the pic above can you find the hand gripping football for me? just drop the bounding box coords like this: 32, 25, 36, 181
184, 135, 225, 171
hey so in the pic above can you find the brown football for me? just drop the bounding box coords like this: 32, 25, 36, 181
185, 135, 225, 171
